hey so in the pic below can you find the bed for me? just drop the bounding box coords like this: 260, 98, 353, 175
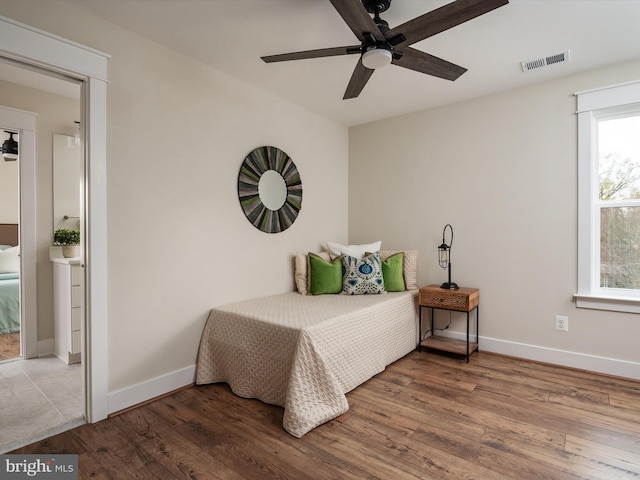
0, 223, 20, 334
196, 248, 419, 437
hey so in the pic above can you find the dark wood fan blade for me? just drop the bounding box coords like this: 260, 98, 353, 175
329, 0, 385, 42
386, 0, 508, 47
262, 45, 361, 63
392, 47, 467, 81
343, 59, 374, 99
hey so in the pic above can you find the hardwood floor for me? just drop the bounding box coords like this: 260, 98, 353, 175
12, 351, 640, 479
0, 332, 20, 361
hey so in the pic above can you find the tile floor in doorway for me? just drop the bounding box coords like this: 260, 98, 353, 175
0, 355, 84, 453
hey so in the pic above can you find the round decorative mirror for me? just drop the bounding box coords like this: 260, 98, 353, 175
238, 146, 302, 233
258, 170, 287, 210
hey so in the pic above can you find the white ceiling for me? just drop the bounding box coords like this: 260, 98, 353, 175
12, 1, 640, 126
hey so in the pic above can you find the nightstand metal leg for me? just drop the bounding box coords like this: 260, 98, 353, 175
477, 305, 480, 353
418, 306, 422, 351
466, 311, 470, 363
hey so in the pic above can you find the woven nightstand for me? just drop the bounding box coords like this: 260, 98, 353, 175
418, 284, 479, 362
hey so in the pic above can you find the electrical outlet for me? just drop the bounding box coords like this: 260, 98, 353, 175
555, 315, 568, 332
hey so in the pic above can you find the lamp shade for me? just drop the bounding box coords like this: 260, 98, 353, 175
2, 131, 18, 161
438, 242, 449, 269
438, 224, 459, 290
362, 48, 392, 69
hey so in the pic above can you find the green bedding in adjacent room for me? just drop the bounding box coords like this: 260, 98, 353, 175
0, 272, 20, 334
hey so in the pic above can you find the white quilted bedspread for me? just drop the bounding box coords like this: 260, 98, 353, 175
195, 291, 418, 437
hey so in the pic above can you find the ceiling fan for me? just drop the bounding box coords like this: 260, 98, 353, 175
261, 0, 508, 99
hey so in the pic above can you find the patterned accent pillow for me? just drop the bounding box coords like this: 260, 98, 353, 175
341, 252, 386, 295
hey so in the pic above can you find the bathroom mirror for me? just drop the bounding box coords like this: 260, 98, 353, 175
53, 133, 82, 232
238, 146, 302, 234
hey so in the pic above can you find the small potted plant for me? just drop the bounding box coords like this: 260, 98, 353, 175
54, 228, 80, 258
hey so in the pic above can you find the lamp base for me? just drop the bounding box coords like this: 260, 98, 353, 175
440, 282, 459, 290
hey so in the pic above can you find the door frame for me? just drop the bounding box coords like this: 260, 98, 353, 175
0, 15, 110, 422
0, 106, 37, 359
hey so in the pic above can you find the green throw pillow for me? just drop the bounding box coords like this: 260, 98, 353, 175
308, 253, 343, 295
381, 252, 405, 292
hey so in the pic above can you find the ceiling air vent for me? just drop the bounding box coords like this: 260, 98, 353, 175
521, 50, 570, 72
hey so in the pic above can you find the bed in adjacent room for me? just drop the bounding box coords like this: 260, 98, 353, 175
196, 247, 419, 437
0, 223, 20, 335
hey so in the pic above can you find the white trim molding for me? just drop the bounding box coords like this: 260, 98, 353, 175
108, 336, 640, 414
0, 104, 37, 128
438, 330, 640, 381
574, 293, 640, 314
108, 366, 196, 414
0, 15, 110, 423
0, 15, 109, 81
576, 80, 640, 112
575, 79, 640, 314
37, 338, 54, 357
481, 336, 640, 381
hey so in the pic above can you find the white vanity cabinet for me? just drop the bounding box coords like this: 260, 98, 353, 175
51, 254, 83, 364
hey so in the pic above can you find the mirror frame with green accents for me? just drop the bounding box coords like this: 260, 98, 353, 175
238, 146, 302, 233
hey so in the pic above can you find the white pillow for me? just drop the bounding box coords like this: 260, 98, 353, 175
0, 245, 20, 273
326, 240, 381, 260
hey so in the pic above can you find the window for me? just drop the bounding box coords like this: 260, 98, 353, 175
576, 80, 640, 313
598, 112, 640, 289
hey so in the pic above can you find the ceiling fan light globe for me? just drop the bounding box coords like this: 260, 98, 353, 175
362, 48, 392, 69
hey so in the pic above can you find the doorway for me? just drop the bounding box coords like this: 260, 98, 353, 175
0, 107, 37, 363
0, 130, 20, 360
0, 76, 86, 453
0, 129, 21, 361
0, 15, 109, 450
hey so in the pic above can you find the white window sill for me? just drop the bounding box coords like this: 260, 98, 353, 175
574, 293, 640, 314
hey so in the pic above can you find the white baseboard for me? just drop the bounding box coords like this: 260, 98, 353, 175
37, 338, 54, 357
436, 330, 640, 381
108, 364, 196, 414
37, 338, 76, 364
106, 332, 640, 416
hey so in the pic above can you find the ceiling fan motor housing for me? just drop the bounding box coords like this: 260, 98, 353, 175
362, 0, 391, 14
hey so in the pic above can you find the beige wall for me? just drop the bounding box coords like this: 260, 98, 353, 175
349, 59, 640, 372
0, 80, 80, 342
0, 1, 349, 392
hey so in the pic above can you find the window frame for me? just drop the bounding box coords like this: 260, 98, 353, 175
575, 80, 640, 313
